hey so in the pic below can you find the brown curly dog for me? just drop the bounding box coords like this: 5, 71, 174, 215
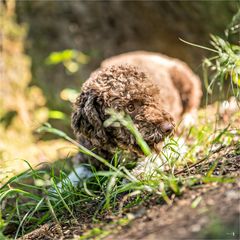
72, 51, 202, 167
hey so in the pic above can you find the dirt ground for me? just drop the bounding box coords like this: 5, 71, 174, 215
107, 170, 239, 240
21, 143, 240, 240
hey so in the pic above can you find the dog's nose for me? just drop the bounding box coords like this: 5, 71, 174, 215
161, 122, 174, 136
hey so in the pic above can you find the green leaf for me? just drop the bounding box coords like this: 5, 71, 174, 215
48, 110, 66, 120
191, 196, 202, 208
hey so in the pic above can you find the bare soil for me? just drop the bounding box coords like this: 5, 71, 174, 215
21, 144, 240, 240
107, 171, 239, 240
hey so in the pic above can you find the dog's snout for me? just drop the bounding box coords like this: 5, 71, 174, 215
160, 122, 174, 136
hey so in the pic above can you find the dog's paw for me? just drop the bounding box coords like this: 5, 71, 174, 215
181, 110, 198, 127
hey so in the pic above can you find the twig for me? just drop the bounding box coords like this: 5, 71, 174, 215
175, 145, 225, 175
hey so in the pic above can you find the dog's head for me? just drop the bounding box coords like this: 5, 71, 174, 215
72, 65, 175, 155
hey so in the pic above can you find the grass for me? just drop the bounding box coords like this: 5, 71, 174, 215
180, 8, 240, 106
0, 105, 239, 239
180, 33, 240, 105
1, 11, 239, 238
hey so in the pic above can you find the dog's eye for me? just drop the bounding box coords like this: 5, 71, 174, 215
127, 103, 135, 113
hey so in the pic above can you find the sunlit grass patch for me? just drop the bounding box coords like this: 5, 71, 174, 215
180, 35, 240, 100
0, 105, 239, 239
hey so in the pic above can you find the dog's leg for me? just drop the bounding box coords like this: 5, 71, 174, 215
169, 62, 202, 115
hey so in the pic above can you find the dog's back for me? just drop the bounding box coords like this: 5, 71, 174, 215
101, 51, 202, 120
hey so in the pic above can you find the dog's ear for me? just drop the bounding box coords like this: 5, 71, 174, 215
71, 90, 108, 146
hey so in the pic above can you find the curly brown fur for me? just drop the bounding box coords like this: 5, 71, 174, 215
101, 51, 202, 116
72, 52, 202, 167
